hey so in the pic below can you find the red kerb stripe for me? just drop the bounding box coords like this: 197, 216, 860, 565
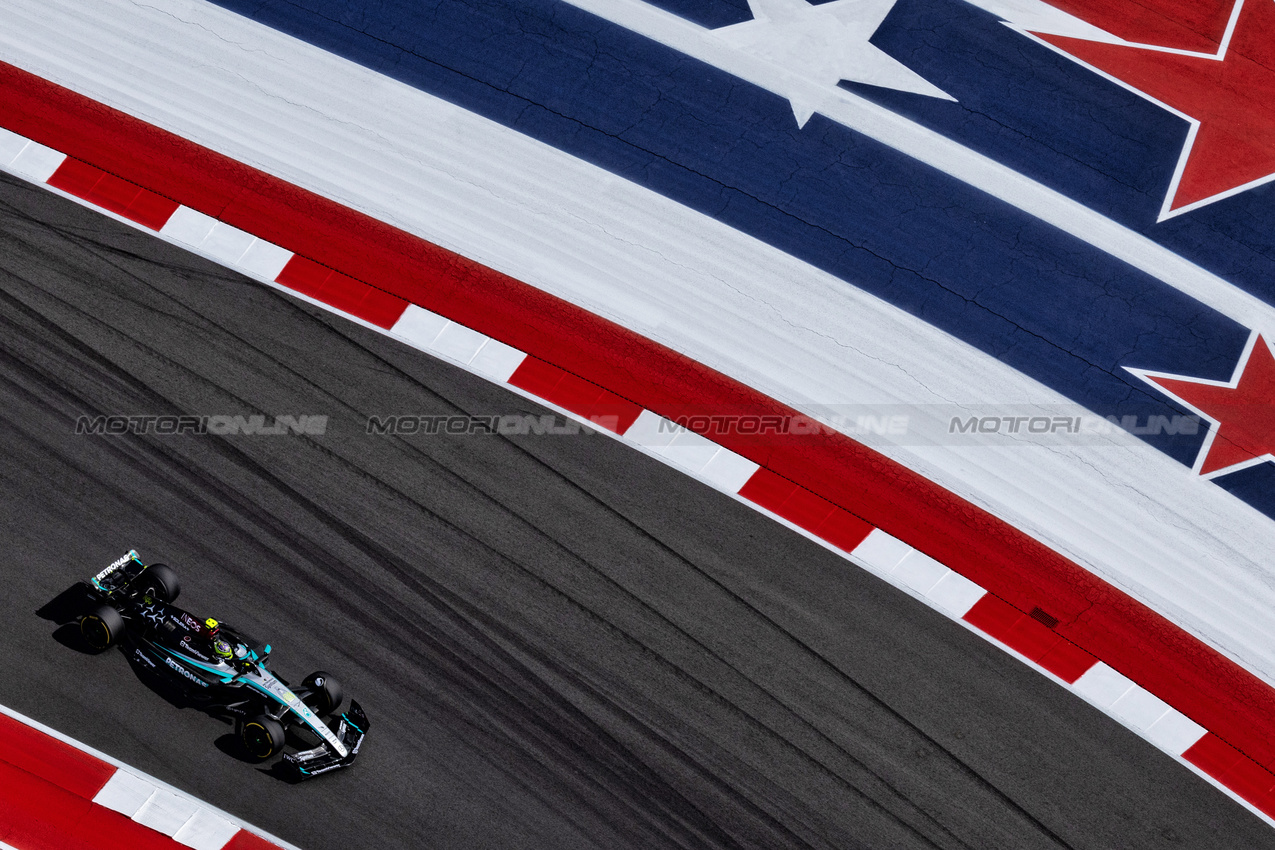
46, 157, 177, 229
0, 712, 114, 799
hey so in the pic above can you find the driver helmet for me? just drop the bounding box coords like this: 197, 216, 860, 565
212, 636, 233, 660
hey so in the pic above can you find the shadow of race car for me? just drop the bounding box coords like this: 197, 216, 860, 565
78, 550, 368, 779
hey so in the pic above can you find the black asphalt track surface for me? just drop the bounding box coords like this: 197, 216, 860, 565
0, 170, 1268, 849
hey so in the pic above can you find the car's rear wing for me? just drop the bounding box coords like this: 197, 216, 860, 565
281, 700, 369, 779
90, 550, 142, 592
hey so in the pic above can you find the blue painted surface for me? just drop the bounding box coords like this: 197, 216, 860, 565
202, 0, 1271, 514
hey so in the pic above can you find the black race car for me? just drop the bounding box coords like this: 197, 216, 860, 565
78, 550, 368, 778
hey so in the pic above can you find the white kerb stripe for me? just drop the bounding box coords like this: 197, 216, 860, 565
623, 410, 680, 450
699, 448, 760, 493
160, 206, 218, 247
239, 239, 294, 281
431, 322, 488, 364
8, 140, 65, 183
133, 788, 202, 835
1111, 685, 1172, 732
1145, 709, 1208, 756
924, 571, 987, 618
172, 807, 241, 850
0, 127, 30, 166
391, 304, 450, 349
660, 428, 720, 474
93, 769, 157, 816
1072, 662, 1135, 708
890, 550, 949, 595
851, 529, 912, 575
199, 222, 257, 265
469, 338, 527, 383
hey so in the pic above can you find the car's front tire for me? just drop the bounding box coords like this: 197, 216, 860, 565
80, 604, 124, 651
302, 671, 343, 716
241, 715, 286, 760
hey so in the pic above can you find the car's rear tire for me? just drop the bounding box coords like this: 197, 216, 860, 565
302, 671, 343, 716
241, 715, 286, 760
80, 604, 124, 650
133, 563, 180, 602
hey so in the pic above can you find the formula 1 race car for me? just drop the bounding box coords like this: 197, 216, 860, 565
77, 550, 368, 779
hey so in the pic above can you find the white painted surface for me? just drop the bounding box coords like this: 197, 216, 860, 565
700, 448, 762, 493
160, 206, 218, 247
7, 140, 64, 183
172, 806, 240, 850
2, 0, 1275, 690
133, 788, 202, 835
0, 128, 30, 166
852, 529, 913, 575
431, 322, 488, 365
238, 239, 294, 281
661, 428, 723, 473
468, 339, 527, 383
1110, 686, 1172, 731
391, 305, 450, 350
715, 0, 952, 125
624, 410, 681, 450
890, 550, 950, 594
199, 223, 257, 265
1073, 662, 1136, 708
1145, 709, 1208, 755
925, 571, 986, 617
93, 769, 156, 817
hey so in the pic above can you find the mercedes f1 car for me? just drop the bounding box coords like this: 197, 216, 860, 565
77, 550, 368, 778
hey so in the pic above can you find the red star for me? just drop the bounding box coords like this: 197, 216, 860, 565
1133, 334, 1275, 476
1036, 0, 1275, 216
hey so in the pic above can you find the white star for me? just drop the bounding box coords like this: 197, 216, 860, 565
715, 0, 954, 126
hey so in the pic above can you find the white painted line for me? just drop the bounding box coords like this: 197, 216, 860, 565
92, 769, 156, 817
851, 528, 912, 575
890, 550, 949, 594
924, 570, 986, 618
391, 304, 450, 349
661, 427, 720, 473
199, 222, 256, 265
133, 788, 201, 835
1110, 685, 1172, 732
237, 239, 293, 281
8, 140, 65, 182
622, 409, 680, 449
1073, 662, 1135, 708
0, 128, 29, 167
160, 206, 218, 246
699, 447, 760, 493
1146, 708, 1208, 756
172, 806, 240, 850
468, 338, 527, 382
431, 322, 487, 364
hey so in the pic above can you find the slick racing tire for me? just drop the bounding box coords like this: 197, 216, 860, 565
241, 715, 287, 760
133, 563, 180, 602
80, 604, 125, 651
302, 671, 343, 716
